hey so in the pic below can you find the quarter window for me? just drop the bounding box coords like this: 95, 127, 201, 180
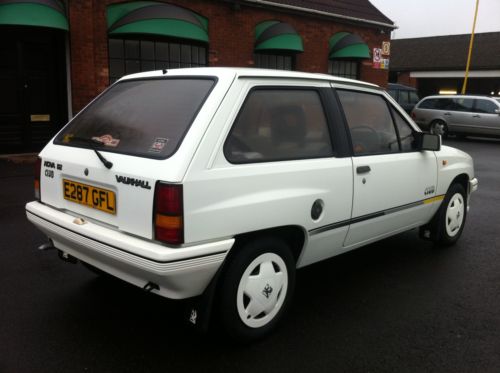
474, 99, 498, 114
224, 89, 333, 163
109, 38, 207, 83
391, 108, 417, 152
337, 90, 403, 155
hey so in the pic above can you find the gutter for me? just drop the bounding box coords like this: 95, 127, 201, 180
240, 0, 398, 30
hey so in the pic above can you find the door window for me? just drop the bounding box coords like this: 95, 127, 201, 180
224, 89, 333, 163
474, 99, 498, 114
452, 98, 474, 112
337, 90, 400, 155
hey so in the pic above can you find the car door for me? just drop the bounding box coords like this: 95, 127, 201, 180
472, 99, 500, 136
191, 78, 354, 268
447, 97, 475, 134
334, 86, 438, 248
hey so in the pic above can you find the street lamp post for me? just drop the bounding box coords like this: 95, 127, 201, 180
461, 0, 480, 94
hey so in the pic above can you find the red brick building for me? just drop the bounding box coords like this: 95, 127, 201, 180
0, 0, 395, 153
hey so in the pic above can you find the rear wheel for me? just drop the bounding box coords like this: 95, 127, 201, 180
431, 183, 467, 246
430, 120, 448, 138
218, 237, 295, 341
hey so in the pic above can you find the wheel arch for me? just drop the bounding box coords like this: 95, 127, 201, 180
227, 225, 306, 265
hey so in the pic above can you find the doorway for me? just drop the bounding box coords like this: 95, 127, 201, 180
0, 26, 67, 154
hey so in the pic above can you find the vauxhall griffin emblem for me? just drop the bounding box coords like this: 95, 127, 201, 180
262, 284, 273, 298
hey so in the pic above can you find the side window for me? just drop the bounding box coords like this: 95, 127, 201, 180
419, 98, 436, 109
391, 107, 417, 152
409, 91, 420, 104
452, 98, 474, 112
224, 89, 333, 163
435, 98, 454, 110
399, 91, 410, 105
337, 90, 399, 155
474, 99, 498, 114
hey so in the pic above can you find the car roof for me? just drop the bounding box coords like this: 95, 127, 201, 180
422, 95, 498, 100
118, 67, 379, 89
387, 83, 417, 91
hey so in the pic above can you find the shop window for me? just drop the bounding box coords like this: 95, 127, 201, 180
254, 54, 293, 71
108, 38, 207, 83
328, 60, 359, 80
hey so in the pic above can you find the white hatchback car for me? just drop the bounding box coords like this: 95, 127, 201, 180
26, 68, 477, 341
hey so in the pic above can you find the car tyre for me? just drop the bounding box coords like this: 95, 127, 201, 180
430, 120, 448, 138
218, 237, 296, 342
431, 183, 467, 246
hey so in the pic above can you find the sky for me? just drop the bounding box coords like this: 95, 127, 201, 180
369, 0, 500, 39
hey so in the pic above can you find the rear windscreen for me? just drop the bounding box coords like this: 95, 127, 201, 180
54, 78, 215, 159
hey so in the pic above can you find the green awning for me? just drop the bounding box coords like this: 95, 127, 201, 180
255, 20, 303, 53
107, 1, 208, 43
329, 32, 370, 59
0, 0, 68, 31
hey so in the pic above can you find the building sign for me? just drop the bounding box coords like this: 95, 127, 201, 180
373, 47, 381, 69
373, 46, 390, 70
382, 41, 390, 56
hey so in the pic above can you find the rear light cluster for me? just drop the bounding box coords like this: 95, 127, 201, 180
34, 157, 41, 200
411, 111, 416, 120
154, 183, 184, 245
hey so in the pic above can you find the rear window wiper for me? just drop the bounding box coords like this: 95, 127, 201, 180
66, 136, 114, 169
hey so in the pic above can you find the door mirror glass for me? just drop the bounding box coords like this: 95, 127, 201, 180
414, 132, 440, 151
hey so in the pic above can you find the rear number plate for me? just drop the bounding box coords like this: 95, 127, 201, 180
63, 179, 116, 214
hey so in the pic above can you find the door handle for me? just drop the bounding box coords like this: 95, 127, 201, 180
356, 165, 371, 174
472, 114, 481, 118
444, 112, 452, 116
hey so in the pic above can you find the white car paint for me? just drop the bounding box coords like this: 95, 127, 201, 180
26, 67, 477, 300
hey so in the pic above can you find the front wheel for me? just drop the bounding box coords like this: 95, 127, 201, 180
218, 237, 295, 341
431, 183, 467, 246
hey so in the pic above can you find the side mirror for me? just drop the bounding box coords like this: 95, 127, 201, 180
414, 132, 441, 151
495, 109, 500, 115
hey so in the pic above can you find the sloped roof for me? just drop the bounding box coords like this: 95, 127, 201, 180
239, 0, 395, 28
391, 32, 500, 71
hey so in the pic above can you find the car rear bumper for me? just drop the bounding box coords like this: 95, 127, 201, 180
26, 201, 233, 299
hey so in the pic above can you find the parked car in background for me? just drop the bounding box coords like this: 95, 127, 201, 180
412, 95, 500, 138
26, 68, 477, 341
387, 83, 420, 113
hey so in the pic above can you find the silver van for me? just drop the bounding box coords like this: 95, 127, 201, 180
411, 95, 500, 137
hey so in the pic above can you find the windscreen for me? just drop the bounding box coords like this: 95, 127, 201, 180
55, 78, 215, 159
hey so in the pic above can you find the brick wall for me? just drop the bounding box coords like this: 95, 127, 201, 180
68, 0, 390, 112
396, 71, 418, 88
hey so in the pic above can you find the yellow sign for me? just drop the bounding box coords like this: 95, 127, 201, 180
30, 114, 50, 122
382, 41, 391, 56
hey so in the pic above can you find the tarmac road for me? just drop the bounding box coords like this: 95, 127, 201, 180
1, 137, 499, 372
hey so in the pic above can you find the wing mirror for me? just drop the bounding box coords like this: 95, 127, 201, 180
414, 132, 441, 151
495, 109, 500, 115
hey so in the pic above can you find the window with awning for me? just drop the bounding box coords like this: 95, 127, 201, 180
254, 20, 303, 71
0, 0, 68, 30
328, 32, 370, 79
106, 2, 209, 81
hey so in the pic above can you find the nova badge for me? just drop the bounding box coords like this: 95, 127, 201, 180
115, 175, 151, 190
424, 186, 435, 196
